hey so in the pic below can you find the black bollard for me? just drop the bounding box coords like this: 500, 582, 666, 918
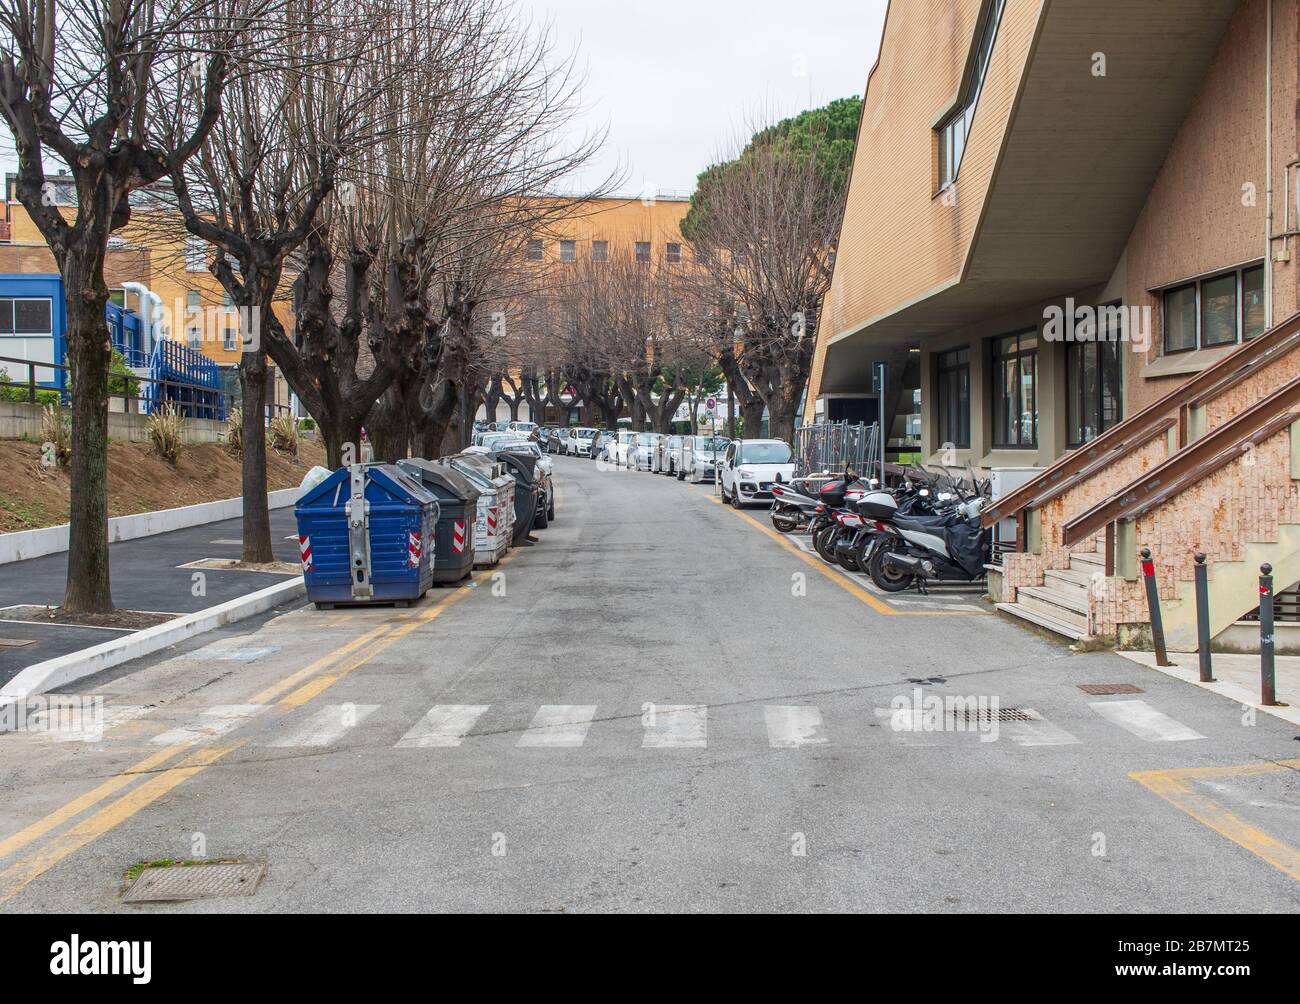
1194, 552, 1214, 682
1260, 563, 1277, 706
1141, 547, 1174, 668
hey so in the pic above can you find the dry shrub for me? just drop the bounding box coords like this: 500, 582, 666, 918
268, 412, 298, 457
145, 404, 186, 463
39, 403, 71, 468
226, 407, 243, 454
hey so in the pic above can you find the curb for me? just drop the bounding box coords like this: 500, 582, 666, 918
0, 487, 302, 565
0, 576, 306, 701
1118, 650, 1300, 727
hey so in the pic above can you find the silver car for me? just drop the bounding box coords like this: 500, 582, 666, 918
654, 435, 685, 475
627, 431, 663, 471
680, 435, 730, 482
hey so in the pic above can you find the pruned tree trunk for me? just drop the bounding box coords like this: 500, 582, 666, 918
239, 351, 274, 563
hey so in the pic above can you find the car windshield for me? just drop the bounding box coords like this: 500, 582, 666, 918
637, 433, 656, 445
578, 429, 595, 438
619, 432, 635, 443
739, 442, 792, 465
695, 436, 728, 452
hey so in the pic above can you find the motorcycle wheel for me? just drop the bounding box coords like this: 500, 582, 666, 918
813, 524, 838, 564
836, 540, 861, 573
868, 545, 914, 592
771, 509, 799, 533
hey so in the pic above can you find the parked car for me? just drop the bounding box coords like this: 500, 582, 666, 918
590, 429, 609, 461
482, 438, 555, 520
719, 439, 796, 507
611, 430, 636, 467
680, 435, 729, 482
563, 427, 598, 456
542, 427, 564, 454
507, 421, 539, 438
627, 431, 664, 471
654, 435, 685, 475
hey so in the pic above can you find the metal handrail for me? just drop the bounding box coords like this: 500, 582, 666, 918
981, 309, 1300, 530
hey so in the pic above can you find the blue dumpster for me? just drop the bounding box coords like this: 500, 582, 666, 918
295, 464, 440, 608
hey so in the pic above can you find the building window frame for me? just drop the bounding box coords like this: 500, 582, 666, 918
1161, 261, 1267, 354
991, 328, 1038, 449
184, 236, 207, 272
559, 239, 576, 263
592, 240, 609, 262
935, 0, 1006, 192
635, 241, 651, 265
0, 296, 53, 337
665, 242, 682, 264
525, 239, 544, 261
1066, 304, 1125, 448
934, 346, 971, 449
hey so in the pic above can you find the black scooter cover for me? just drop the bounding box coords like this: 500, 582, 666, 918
943, 520, 990, 579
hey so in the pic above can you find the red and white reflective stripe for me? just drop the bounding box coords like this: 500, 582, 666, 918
299, 534, 314, 572
407, 531, 423, 568
452, 520, 467, 553
486, 506, 498, 536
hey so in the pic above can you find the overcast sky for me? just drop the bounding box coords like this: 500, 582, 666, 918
0, 0, 888, 195
533, 0, 888, 196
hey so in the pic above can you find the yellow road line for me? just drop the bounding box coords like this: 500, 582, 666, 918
0, 549, 520, 898
0, 744, 190, 861
1131, 760, 1300, 882
0, 742, 245, 904
704, 494, 978, 617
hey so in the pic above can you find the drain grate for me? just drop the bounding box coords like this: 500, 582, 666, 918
1077, 683, 1145, 695
952, 706, 1037, 723
122, 862, 264, 903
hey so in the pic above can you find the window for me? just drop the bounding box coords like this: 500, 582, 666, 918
1242, 265, 1266, 340
108, 288, 126, 308
1200, 273, 1237, 346
936, 0, 1006, 189
184, 236, 207, 272
935, 347, 970, 449
187, 290, 201, 312
666, 242, 682, 264
559, 240, 576, 262
992, 330, 1037, 448
1066, 309, 1124, 446
186, 326, 202, 349
222, 291, 236, 312
1162, 264, 1267, 353
0, 297, 52, 336
1163, 283, 1197, 353
592, 240, 608, 262
223, 328, 238, 351
525, 239, 543, 261
635, 241, 651, 264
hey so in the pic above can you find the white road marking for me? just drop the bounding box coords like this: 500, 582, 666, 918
875, 706, 938, 745
266, 704, 379, 747
764, 705, 827, 748
396, 705, 490, 748
151, 705, 266, 746
517, 705, 598, 748
1001, 716, 1081, 747
30, 704, 152, 743
1089, 700, 1206, 742
642, 704, 707, 748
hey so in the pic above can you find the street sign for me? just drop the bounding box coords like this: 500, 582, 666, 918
705, 396, 717, 412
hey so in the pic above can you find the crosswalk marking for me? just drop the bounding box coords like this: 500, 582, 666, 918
517, 705, 598, 748
764, 705, 827, 748
267, 704, 379, 748
31, 704, 152, 743
1002, 717, 1081, 747
642, 704, 707, 748
1088, 700, 1205, 742
396, 705, 490, 748
151, 705, 266, 746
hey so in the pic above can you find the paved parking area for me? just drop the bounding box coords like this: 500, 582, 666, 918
0, 509, 303, 684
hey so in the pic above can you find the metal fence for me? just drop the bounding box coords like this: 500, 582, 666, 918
791, 421, 879, 477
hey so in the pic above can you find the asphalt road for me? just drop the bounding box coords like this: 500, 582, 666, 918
1, 456, 1297, 912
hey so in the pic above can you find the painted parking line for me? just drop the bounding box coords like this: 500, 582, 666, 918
702, 493, 979, 617
266, 703, 380, 748
1089, 700, 1206, 742
1131, 759, 1300, 883
764, 705, 828, 748
642, 704, 707, 748
396, 705, 491, 748
151, 705, 267, 746
516, 705, 599, 748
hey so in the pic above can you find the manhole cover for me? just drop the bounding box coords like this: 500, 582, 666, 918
122, 862, 264, 903
952, 707, 1037, 723
1078, 683, 1144, 695
0, 638, 35, 649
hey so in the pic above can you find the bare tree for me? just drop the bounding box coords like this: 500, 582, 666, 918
0, 0, 278, 612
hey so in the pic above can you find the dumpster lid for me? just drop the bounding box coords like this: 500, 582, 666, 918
492, 449, 540, 484
296, 463, 438, 509
442, 454, 510, 490
397, 458, 482, 505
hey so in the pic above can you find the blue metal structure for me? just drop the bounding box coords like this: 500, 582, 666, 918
105, 301, 147, 368
143, 337, 226, 420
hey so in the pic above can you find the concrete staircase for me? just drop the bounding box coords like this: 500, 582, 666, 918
995, 547, 1100, 641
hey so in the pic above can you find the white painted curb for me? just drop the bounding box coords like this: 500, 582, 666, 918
0, 576, 306, 701
0, 487, 302, 565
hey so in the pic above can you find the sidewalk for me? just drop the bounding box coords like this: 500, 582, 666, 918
0, 509, 303, 685
1119, 650, 1300, 727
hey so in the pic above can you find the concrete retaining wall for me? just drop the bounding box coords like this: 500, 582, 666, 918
0, 400, 226, 444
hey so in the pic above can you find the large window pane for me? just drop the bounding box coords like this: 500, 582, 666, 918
0, 298, 13, 334
1164, 284, 1197, 352
1242, 265, 1266, 340
13, 298, 51, 334
1200, 273, 1237, 346
993, 332, 1037, 448
935, 347, 970, 448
